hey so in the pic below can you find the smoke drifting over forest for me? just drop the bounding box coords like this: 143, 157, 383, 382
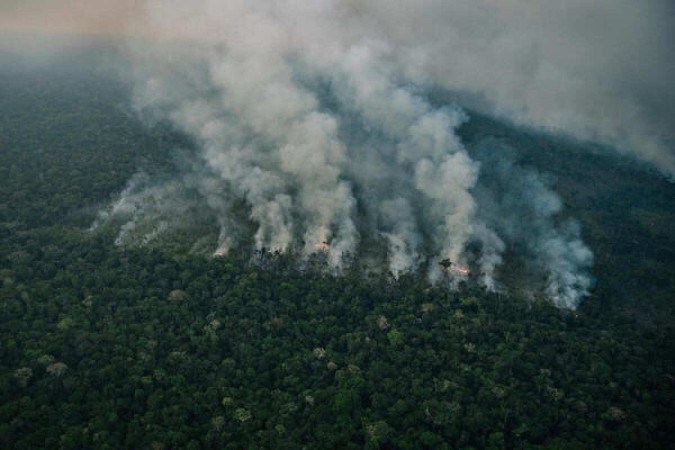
87, 0, 674, 308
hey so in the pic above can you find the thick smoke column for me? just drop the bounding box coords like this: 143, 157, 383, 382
92, 0, 598, 307
322, 44, 480, 281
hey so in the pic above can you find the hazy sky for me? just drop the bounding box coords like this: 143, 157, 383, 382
0, 0, 140, 36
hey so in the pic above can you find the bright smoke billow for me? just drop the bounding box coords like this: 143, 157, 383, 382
92, 1, 610, 308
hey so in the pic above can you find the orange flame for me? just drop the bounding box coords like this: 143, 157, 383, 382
314, 242, 330, 252
446, 265, 470, 275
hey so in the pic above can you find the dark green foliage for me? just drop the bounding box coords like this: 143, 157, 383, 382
1, 235, 673, 449
0, 48, 188, 230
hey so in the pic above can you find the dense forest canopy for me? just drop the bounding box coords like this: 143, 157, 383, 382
1, 41, 674, 449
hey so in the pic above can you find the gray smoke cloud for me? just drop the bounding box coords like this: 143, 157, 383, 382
342, 0, 675, 179
3, 1, 672, 175
84, 0, 641, 308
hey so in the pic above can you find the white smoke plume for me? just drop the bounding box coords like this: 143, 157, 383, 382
110, 0, 675, 178
471, 140, 594, 307
89, 0, 608, 307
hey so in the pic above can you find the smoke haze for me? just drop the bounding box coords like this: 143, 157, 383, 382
12, 1, 670, 307
3, 0, 672, 177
